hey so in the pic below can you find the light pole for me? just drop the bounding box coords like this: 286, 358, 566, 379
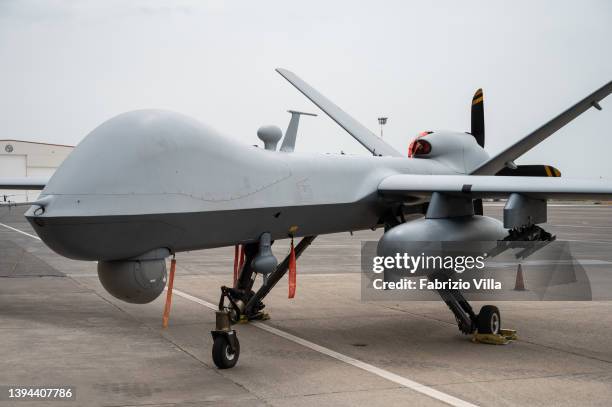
377, 117, 388, 138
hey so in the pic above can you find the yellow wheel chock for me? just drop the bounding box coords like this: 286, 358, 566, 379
472, 329, 517, 345
238, 312, 270, 324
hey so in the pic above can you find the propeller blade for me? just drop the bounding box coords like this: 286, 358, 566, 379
471, 88, 485, 215
471, 88, 485, 147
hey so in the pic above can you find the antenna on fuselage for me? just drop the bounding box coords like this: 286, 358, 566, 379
257, 125, 283, 151
280, 110, 317, 153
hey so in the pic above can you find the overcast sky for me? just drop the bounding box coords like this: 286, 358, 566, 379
0, 0, 610, 177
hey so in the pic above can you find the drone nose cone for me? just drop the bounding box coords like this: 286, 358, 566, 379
26, 215, 88, 260
23, 197, 103, 260
26, 204, 183, 261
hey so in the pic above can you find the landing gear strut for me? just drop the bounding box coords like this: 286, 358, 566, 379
210, 235, 316, 369
437, 287, 501, 335
437, 286, 477, 334
438, 222, 555, 336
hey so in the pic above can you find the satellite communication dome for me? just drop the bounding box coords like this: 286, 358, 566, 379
257, 125, 283, 151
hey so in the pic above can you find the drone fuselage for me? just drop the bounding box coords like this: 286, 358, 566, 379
25, 110, 483, 261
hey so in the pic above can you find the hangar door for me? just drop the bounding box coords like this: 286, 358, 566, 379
0, 155, 27, 201
26, 166, 54, 200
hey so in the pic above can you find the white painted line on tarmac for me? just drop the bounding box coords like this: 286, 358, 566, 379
550, 224, 612, 229
565, 239, 612, 244
172, 288, 478, 407
0, 222, 41, 240
484, 203, 612, 209
484, 204, 612, 207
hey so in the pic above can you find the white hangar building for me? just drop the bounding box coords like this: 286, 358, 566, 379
0, 139, 74, 202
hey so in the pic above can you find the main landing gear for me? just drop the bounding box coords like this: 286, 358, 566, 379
436, 285, 501, 335
439, 223, 555, 341
211, 235, 316, 369
437, 278, 516, 346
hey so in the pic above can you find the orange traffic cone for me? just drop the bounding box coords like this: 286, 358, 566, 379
514, 263, 526, 291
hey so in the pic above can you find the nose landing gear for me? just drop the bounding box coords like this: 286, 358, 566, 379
210, 235, 316, 369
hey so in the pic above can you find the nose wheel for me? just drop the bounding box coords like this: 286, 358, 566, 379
211, 310, 241, 369
212, 330, 240, 369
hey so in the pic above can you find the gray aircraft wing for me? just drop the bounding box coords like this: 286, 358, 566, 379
0, 177, 48, 190
472, 80, 612, 175
378, 174, 612, 200
276, 68, 402, 157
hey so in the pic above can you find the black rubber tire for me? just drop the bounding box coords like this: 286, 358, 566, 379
477, 305, 501, 334
212, 335, 240, 369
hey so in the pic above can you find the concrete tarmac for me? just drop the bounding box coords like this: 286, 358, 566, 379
1, 204, 612, 406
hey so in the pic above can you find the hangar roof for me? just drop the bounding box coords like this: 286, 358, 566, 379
0, 139, 74, 148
